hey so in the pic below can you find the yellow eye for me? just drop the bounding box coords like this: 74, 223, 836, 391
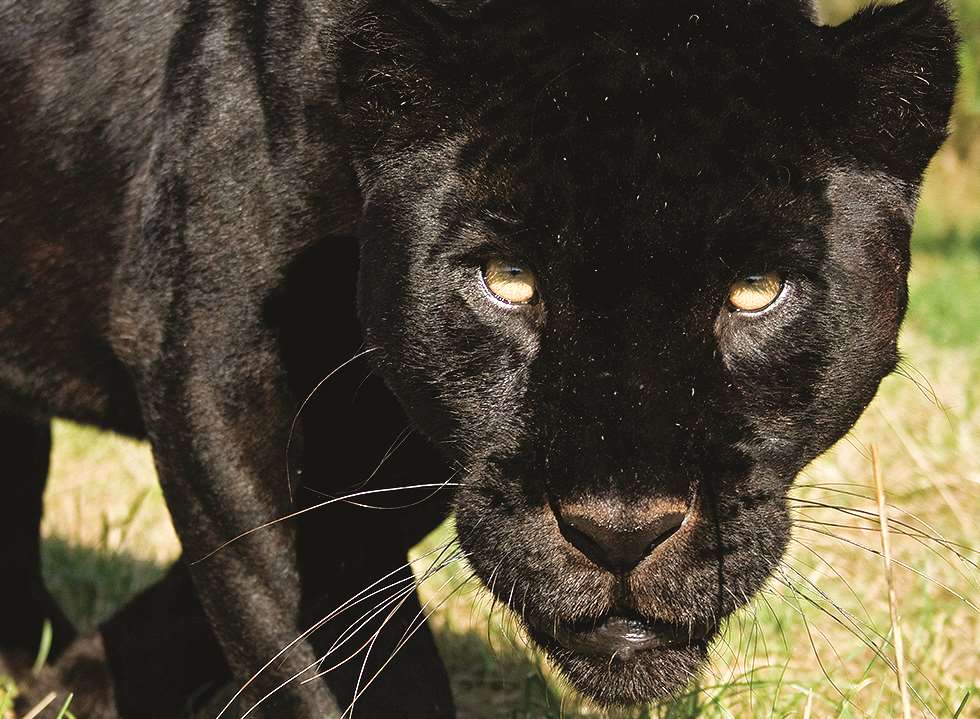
727, 273, 783, 312
482, 259, 538, 305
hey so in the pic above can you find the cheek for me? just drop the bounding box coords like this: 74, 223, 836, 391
717, 270, 902, 459
444, 352, 532, 452
716, 282, 829, 427
820, 226, 907, 380
411, 316, 536, 451
819, 177, 912, 371
857, 236, 910, 333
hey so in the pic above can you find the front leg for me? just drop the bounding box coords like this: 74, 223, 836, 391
109, 108, 353, 712
135, 324, 340, 716
19, 307, 332, 717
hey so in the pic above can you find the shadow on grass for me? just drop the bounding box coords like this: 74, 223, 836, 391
41, 536, 169, 631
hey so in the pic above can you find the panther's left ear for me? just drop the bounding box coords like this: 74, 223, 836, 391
818, 0, 959, 183
335, 1, 466, 158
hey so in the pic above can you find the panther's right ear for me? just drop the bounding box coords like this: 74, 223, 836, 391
335, 1, 465, 157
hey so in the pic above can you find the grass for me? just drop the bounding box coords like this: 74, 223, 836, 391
2, 0, 979, 716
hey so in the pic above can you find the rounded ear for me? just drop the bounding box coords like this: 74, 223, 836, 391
818, 0, 959, 183
335, 1, 465, 156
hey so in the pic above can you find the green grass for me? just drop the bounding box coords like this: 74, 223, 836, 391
907, 251, 980, 349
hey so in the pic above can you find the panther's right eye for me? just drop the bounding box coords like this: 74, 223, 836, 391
482, 259, 538, 305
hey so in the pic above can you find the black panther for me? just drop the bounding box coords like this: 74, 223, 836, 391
0, 0, 958, 716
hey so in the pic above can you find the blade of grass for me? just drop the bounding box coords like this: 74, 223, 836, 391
53, 693, 74, 719
31, 620, 52, 676
21, 692, 56, 719
952, 691, 973, 719
872, 445, 912, 719
0, 679, 14, 717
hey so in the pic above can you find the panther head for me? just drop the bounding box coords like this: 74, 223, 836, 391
334, 0, 958, 705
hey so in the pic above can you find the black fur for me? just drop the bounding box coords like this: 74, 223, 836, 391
0, 0, 958, 716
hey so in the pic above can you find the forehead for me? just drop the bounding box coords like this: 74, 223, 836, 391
462, 0, 822, 155
446, 0, 831, 270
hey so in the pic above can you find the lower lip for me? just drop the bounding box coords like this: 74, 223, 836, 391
551, 616, 690, 659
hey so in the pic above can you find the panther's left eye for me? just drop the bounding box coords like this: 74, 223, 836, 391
482, 259, 538, 305
727, 272, 784, 312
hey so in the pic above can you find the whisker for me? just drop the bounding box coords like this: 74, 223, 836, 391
325, 546, 466, 657
240, 555, 464, 719
331, 568, 467, 718
217, 540, 460, 719
250, 518, 482, 715
790, 512, 980, 579
342, 570, 478, 718
785, 537, 876, 624
789, 484, 978, 557
769, 569, 871, 719
793, 525, 979, 611
346, 425, 414, 493
891, 361, 949, 421
324, 557, 464, 661
789, 499, 979, 560
780, 551, 896, 664
194, 483, 461, 562
755, 589, 791, 711
284, 347, 379, 502
307, 471, 460, 511
775, 559, 951, 718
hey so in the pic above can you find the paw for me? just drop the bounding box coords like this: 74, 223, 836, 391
14, 634, 119, 719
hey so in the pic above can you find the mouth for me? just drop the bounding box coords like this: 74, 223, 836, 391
534, 612, 714, 661
523, 610, 716, 705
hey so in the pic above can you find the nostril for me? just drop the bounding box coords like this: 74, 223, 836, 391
557, 507, 686, 573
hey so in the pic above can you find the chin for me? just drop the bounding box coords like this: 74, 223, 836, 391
526, 614, 716, 706
543, 639, 709, 706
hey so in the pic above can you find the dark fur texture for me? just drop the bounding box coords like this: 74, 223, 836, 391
0, 0, 958, 716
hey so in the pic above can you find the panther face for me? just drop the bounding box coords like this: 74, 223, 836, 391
335, 0, 957, 705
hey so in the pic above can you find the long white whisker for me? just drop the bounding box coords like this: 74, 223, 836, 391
325, 551, 465, 657
348, 426, 414, 492
341, 534, 470, 717
240, 555, 464, 719
794, 525, 979, 611
307, 471, 459, 511
217, 541, 459, 719
342, 569, 475, 718
194, 483, 460, 563
285, 347, 379, 502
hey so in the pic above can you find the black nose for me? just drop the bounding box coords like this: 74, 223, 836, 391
556, 503, 686, 573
